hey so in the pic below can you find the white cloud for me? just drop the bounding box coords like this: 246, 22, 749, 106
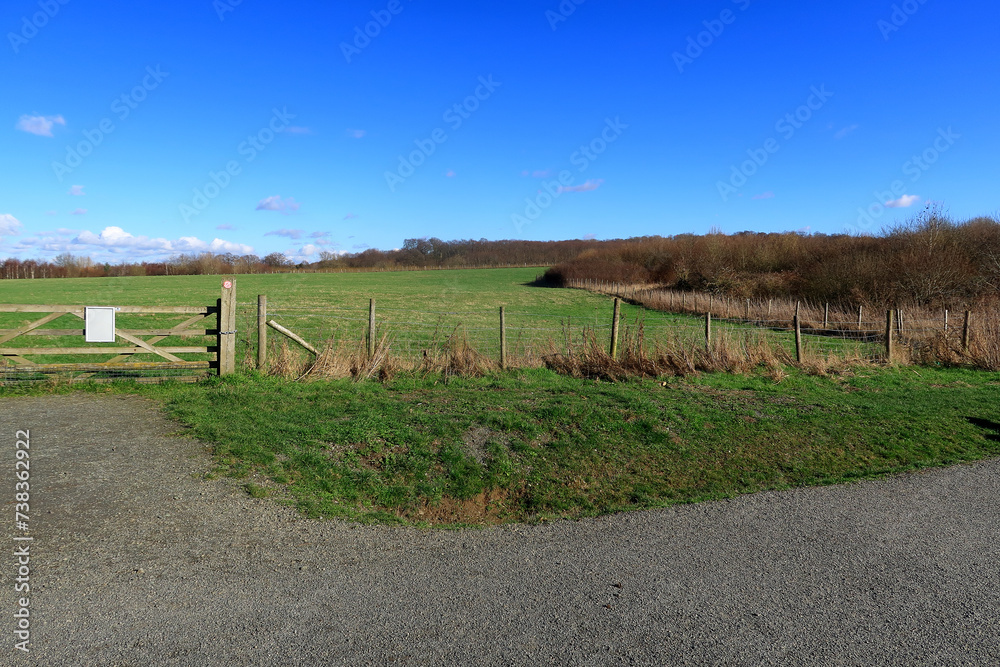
16, 114, 66, 137
558, 179, 604, 193
67, 226, 253, 256
67, 185, 85, 196
346, 128, 366, 139
0, 214, 22, 235
256, 196, 300, 213
886, 194, 920, 208
71, 208, 87, 215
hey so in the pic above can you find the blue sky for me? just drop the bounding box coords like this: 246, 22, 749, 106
1, 0, 997, 263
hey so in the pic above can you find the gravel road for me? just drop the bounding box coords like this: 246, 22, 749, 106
2, 394, 999, 666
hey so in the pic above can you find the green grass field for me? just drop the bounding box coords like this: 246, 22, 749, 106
0, 268, 875, 373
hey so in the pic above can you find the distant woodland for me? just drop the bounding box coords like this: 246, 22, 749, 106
541, 209, 1000, 309
3, 207, 998, 309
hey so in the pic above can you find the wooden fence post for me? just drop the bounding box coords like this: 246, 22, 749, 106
367, 298, 376, 359
885, 309, 895, 362
745, 299, 750, 321
705, 312, 712, 350
610, 298, 621, 360
499, 306, 507, 370
794, 301, 803, 362
823, 303, 829, 329
219, 278, 236, 376
943, 309, 949, 333
962, 310, 971, 353
257, 294, 267, 370
857, 305, 863, 329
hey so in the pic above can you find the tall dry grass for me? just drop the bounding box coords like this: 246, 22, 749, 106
574, 280, 1000, 371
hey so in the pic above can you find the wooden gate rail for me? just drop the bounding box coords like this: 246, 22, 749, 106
0, 286, 233, 381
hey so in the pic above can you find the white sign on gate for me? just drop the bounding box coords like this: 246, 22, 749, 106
85, 307, 117, 343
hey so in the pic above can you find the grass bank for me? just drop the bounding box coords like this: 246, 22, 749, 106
64, 365, 997, 527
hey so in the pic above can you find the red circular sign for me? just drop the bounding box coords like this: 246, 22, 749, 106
223, 280, 233, 289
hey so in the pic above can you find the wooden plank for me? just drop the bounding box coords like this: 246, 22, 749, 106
0, 328, 216, 337
0, 346, 214, 355
266, 320, 318, 355
1, 361, 212, 372
0, 305, 212, 314
2, 355, 36, 366
115, 330, 184, 362
0, 311, 70, 345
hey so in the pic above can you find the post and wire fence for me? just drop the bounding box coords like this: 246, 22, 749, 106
234, 283, 997, 379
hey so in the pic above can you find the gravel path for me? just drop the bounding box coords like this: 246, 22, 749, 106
2, 394, 999, 666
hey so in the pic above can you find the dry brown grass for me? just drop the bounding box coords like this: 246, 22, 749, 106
540, 324, 805, 380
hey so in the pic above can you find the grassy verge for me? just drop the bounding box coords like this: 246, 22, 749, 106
56, 365, 994, 527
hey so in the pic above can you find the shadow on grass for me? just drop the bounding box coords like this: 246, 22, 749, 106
966, 417, 1000, 442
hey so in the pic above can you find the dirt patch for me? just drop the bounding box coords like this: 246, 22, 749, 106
461, 425, 510, 465
403, 487, 521, 525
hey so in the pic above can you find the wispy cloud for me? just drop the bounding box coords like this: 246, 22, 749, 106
256, 196, 300, 213
752, 191, 775, 200
67, 185, 85, 196
346, 128, 366, 139
0, 214, 22, 235
16, 114, 65, 137
71, 208, 87, 215
309, 231, 330, 239
282, 126, 312, 134
445, 170, 456, 178
522, 169, 553, 178
583, 233, 596, 240
834, 124, 859, 140
886, 194, 920, 208
352, 243, 370, 250
216, 224, 236, 230
558, 179, 604, 193
343, 213, 358, 220
264, 229, 305, 240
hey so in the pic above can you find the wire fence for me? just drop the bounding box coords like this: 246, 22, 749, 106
236, 294, 894, 376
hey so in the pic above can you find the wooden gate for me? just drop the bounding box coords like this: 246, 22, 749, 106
0, 281, 237, 382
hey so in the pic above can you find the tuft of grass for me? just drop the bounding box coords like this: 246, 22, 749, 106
244, 482, 268, 498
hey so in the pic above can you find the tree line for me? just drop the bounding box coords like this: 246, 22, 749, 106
541, 207, 1000, 309
0, 239, 592, 280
